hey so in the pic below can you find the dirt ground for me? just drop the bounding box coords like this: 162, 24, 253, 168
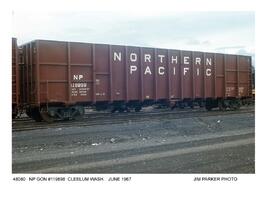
12, 110, 255, 173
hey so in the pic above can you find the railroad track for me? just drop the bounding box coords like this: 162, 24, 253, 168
12, 106, 254, 132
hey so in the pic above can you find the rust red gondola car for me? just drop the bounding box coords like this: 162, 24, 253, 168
17, 39, 252, 122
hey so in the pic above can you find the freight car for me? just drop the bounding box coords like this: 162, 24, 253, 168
12, 38, 20, 118
17, 39, 252, 122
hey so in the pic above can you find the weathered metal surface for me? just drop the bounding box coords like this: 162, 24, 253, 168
19, 39, 252, 107
12, 38, 19, 115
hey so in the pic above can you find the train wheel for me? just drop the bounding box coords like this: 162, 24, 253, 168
72, 108, 84, 120
206, 106, 212, 111
12, 106, 18, 119
199, 101, 204, 108
12, 111, 18, 119
179, 103, 185, 109
230, 100, 241, 110
40, 108, 55, 123
135, 106, 142, 112
31, 108, 43, 122
205, 102, 212, 111
40, 112, 54, 123
26, 109, 32, 118
73, 114, 83, 120
218, 100, 225, 111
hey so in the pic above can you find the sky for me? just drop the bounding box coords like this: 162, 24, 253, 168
12, 11, 255, 63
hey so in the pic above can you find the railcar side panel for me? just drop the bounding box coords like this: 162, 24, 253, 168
238, 56, 251, 97
205, 53, 215, 98
141, 48, 155, 100
38, 41, 68, 103
156, 48, 168, 100
111, 45, 125, 101
20, 42, 36, 105
225, 54, 237, 97
193, 52, 204, 98
127, 46, 140, 101
95, 44, 110, 102
70, 42, 93, 102
169, 50, 181, 100
181, 51, 192, 99
215, 54, 225, 98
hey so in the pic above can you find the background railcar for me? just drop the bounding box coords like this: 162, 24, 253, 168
12, 38, 20, 118
18, 39, 253, 122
